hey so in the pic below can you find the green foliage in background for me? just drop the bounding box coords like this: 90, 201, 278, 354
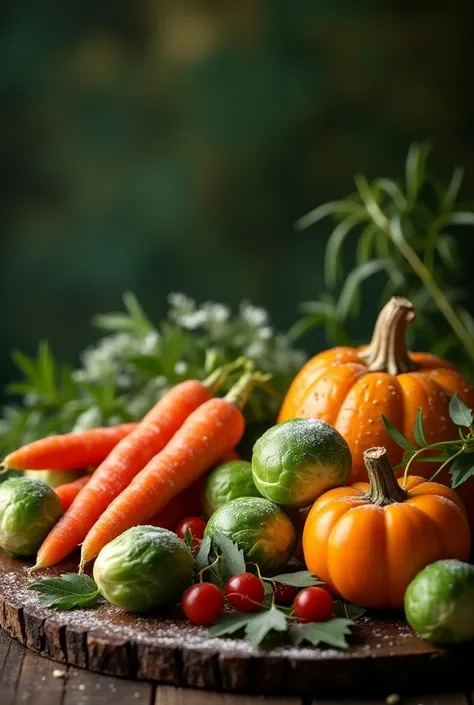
293, 144, 474, 377
0, 294, 305, 458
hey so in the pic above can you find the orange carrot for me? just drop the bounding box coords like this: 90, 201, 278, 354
34, 369, 229, 569
80, 372, 259, 568
2, 423, 137, 471
148, 479, 205, 530
55, 475, 91, 512
219, 448, 240, 462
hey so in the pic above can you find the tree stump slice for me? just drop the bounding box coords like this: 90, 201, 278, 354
1, 551, 473, 698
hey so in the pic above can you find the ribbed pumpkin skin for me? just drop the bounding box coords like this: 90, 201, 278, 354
278, 299, 474, 527
303, 474, 471, 610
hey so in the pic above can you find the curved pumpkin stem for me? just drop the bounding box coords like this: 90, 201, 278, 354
358, 297, 417, 375
363, 447, 407, 506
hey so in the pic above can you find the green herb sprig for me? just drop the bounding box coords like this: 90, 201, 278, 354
293, 143, 474, 373
28, 573, 101, 611
383, 393, 474, 489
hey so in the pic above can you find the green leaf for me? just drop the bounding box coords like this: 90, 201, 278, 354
122, 291, 154, 335
295, 200, 366, 231
449, 212, 474, 226
92, 313, 137, 332
449, 452, 474, 489
245, 606, 288, 649
28, 573, 101, 611
374, 178, 407, 211
212, 532, 246, 580
356, 224, 380, 265
382, 415, 416, 451
336, 259, 399, 322
208, 613, 252, 638
184, 527, 194, 550
194, 535, 211, 571
436, 235, 461, 272
405, 142, 431, 207
441, 166, 464, 211
333, 601, 366, 620
290, 619, 354, 649
271, 571, 323, 588
449, 394, 473, 427
324, 215, 361, 290
413, 409, 428, 447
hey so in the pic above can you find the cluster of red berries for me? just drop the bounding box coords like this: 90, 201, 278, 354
175, 515, 334, 627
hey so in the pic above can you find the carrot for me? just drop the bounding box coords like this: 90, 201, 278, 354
148, 479, 205, 530
2, 423, 137, 471
34, 368, 230, 570
55, 475, 91, 512
219, 448, 240, 462
80, 372, 262, 568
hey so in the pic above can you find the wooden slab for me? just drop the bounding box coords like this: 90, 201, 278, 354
1, 551, 474, 698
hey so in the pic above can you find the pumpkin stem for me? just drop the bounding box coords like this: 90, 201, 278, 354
362, 446, 407, 506
358, 297, 417, 375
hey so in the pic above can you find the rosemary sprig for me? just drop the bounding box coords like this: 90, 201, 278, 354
383, 394, 474, 489
296, 143, 474, 372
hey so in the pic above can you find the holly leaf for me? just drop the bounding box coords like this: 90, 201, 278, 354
244, 606, 288, 649
382, 416, 416, 451
28, 573, 101, 611
271, 571, 323, 588
333, 600, 366, 620
449, 394, 473, 428
212, 532, 246, 580
449, 452, 474, 489
184, 527, 193, 550
208, 613, 252, 638
194, 535, 211, 571
413, 408, 428, 447
290, 618, 355, 649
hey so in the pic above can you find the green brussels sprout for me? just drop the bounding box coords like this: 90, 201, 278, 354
0, 477, 62, 556
93, 526, 194, 613
201, 460, 262, 519
405, 559, 474, 644
23, 470, 86, 489
252, 419, 351, 508
205, 496, 296, 574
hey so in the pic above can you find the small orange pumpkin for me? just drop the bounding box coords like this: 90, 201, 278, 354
303, 446, 471, 610
278, 297, 474, 523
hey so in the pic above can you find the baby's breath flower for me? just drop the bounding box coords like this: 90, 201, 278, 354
240, 302, 268, 327
167, 292, 195, 311
174, 361, 188, 375
140, 331, 161, 355
259, 326, 273, 340
176, 310, 207, 330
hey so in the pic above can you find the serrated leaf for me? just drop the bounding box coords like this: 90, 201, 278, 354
194, 535, 211, 571
245, 606, 287, 648
449, 452, 474, 489
208, 613, 252, 638
333, 600, 366, 620
382, 415, 417, 451
449, 394, 473, 427
271, 571, 323, 588
413, 408, 428, 447
212, 532, 246, 580
28, 573, 100, 611
290, 618, 355, 649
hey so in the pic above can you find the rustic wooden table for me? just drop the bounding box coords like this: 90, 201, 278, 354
1, 627, 471, 705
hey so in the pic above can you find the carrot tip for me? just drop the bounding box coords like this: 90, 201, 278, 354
78, 557, 87, 575
28, 560, 45, 577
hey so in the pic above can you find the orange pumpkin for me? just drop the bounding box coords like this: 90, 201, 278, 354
302, 446, 471, 610
279, 297, 474, 524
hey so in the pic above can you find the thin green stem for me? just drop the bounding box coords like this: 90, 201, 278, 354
428, 446, 466, 483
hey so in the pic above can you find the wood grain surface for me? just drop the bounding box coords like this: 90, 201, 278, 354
1, 550, 474, 699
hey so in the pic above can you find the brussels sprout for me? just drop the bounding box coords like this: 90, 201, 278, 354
23, 470, 86, 489
93, 526, 194, 613
201, 460, 261, 519
205, 496, 296, 574
0, 477, 62, 557
252, 419, 351, 508
405, 559, 474, 644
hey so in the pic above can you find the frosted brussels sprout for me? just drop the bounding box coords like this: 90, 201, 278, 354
405, 559, 474, 644
93, 526, 194, 613
0, 477, 62, 556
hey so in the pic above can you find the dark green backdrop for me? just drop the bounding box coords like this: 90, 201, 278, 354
2, 0, 474, 396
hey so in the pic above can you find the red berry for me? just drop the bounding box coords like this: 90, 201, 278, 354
273, 582, 298, 606
225, 572, 264, 613
293, 587, 333, 623
176, 516, 207, 541
182, 583, 224, 626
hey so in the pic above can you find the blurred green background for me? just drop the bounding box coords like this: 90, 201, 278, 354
2, 0, 474, 398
